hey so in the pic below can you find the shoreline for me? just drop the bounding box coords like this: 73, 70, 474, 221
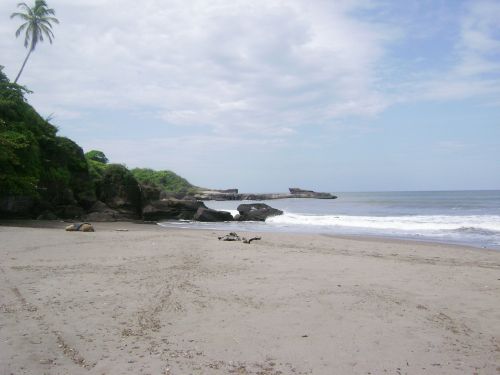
1, 221, 499, 374
2, 219, 499, 252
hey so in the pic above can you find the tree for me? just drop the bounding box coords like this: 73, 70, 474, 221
10, 0, 59, 84
85, 150, 109, 164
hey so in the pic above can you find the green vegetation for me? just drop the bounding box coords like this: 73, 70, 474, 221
85, 150, 108, 164
0, 82, 90, 213
84, 150, 108, 185
0, 66, 198, 218
0, 66, 95, 209
132, 168, 198, 194
11, 0, 59, 83
1, 66, 53, 197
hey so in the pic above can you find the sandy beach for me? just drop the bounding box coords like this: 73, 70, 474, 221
0, 221, 499, 375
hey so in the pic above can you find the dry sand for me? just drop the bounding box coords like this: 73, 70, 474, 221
0, 221, 499, 375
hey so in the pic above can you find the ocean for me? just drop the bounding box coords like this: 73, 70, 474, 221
158, 190, 500, 249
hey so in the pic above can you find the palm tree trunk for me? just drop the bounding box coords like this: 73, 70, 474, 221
13, 48, 33, 84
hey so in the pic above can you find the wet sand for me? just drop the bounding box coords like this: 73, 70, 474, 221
0, 221, 499, 374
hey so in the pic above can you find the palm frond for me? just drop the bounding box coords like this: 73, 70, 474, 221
17, 2, 35, 18
39, 19, 53, 28
44, 8, 56, 16
10, 12, 30, 20
40, 24, 54, 43
16, 2, 31, 12
15, 22, 29, 37
46, 16, 59, 24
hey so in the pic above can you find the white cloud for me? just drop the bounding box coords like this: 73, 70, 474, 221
1, 0, 396, 136
417, 0, 500, 101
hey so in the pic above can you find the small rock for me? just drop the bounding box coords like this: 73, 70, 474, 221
65, 223, 95, 232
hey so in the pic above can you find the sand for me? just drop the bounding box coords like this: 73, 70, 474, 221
0, 221, 499, 375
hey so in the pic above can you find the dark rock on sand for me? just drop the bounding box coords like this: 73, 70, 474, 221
65, 222, 94, 232
194, 207, 234, 222
236, 203, 283, 221
142, 199, 206, 221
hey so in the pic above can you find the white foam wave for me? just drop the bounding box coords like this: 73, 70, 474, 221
226, 209, 240, 217
266, 213, 500, 233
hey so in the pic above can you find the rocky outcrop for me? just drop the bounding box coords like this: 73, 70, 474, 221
193, 191, 241, 201
288, 188, 336, 199
140, 184, 162, 204
236, 203, 283, 221
97, 165, 142, 219
194, 207, 234, 222
142, 199, 206, 221
195, 188, 337, 201
84, 200, 120, 222
289, 188, 314, 194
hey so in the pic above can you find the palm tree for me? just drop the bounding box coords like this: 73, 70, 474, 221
10, 0, 59, 84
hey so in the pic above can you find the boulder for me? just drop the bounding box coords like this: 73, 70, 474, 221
85, 200, 123, 221
65, 223, 94, 232
142, 199, 206, 221
236, 203, 283, 221
194, 207, 234, 222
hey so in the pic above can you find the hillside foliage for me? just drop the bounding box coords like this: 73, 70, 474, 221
0, 66, 196, 218
0, 66, 94, 207
131, 168, 197, 194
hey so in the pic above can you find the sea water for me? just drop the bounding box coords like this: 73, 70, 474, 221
158, 190, 500, 249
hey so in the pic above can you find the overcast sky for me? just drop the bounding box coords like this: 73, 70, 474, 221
1, 0, 499, 192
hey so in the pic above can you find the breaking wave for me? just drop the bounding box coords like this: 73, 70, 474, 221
265, 213, 500, 233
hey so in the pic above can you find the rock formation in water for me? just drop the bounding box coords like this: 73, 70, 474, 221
194, 188, 337, 201
235, 203, 283, 221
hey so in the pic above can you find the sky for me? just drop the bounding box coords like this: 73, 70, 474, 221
1, 0, 499, 192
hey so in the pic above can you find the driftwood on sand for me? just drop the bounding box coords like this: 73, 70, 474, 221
218, 232, 261, 244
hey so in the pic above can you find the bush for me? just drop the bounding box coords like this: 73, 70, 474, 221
131, 168, 197, 193
85, 150, 108, 164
